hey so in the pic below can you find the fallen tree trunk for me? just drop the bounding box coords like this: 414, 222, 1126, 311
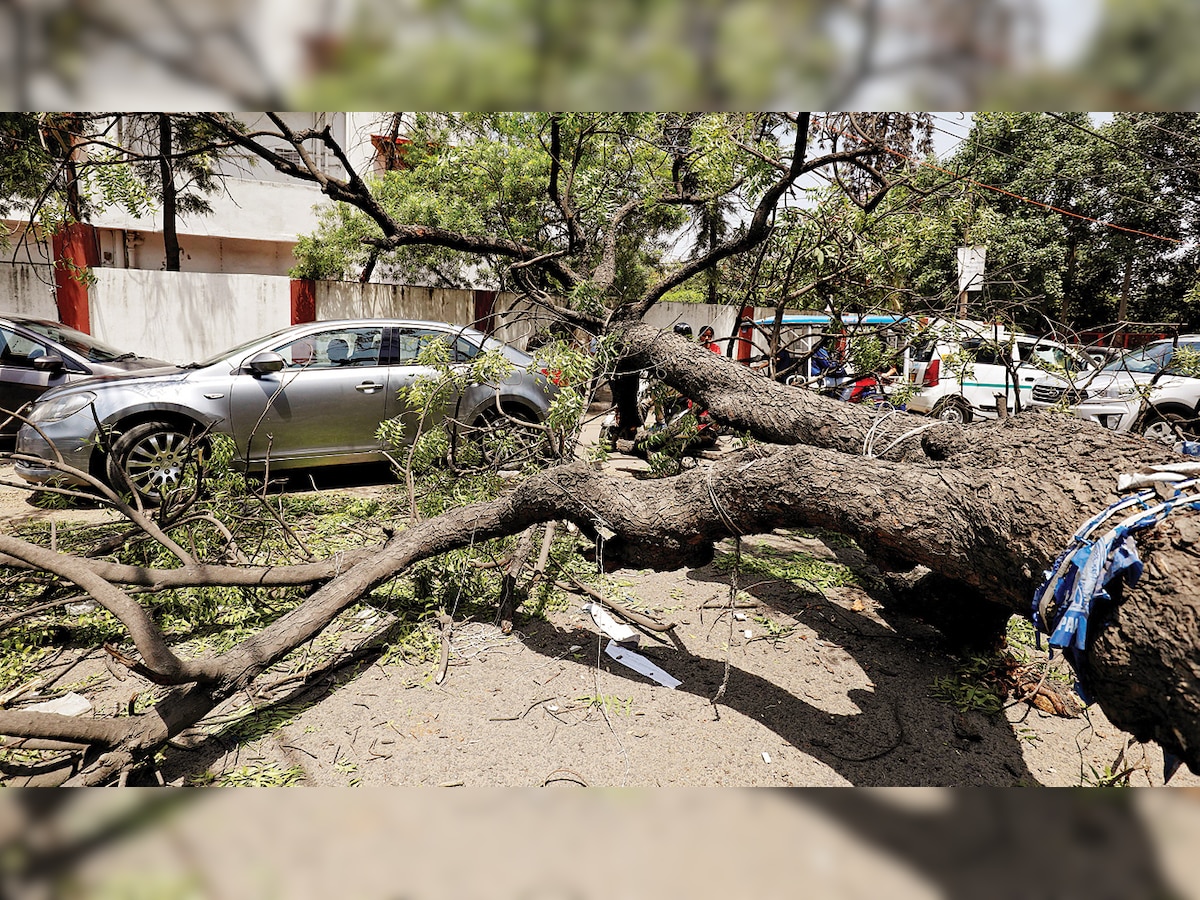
2, 325, 1199, 783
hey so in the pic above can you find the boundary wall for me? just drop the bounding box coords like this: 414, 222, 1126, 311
0, 266, 800, 364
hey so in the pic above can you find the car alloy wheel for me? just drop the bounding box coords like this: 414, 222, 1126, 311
1142, 412, 1199, 446
107, 420, 204, 502
932, 397, 972, 425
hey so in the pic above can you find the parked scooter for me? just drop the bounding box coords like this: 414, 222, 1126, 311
820, 372, 892, 406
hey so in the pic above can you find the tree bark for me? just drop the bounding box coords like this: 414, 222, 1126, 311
159, 114, 182, 272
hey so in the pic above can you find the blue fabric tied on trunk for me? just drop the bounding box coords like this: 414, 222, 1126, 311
1031, 475, 1200, 782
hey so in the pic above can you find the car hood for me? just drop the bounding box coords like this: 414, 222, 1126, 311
94, 356, 173, 373
1037, 370, 1150, 394
35, 364, 191, 399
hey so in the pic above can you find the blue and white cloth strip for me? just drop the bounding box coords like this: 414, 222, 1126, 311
1033, 478, 1200, 665
1032, 476, 1200, 784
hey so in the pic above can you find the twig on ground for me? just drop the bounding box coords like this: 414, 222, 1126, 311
488, 696, 559, 722
542, 768, 588, 786
435, 613, 453, 685
555, 575, 675, 632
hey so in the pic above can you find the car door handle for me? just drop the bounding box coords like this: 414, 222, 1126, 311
355, 381, 385, 393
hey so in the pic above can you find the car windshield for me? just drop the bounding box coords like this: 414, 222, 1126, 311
18, 319, 137, 363
187, 325, 300, 368
1103, 342, 1184, 375
1022, 342, 1094, 373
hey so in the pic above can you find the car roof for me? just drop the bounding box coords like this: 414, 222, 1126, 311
754, 314, 907, 326
293, 318, 490, 335
1141, 335, 1200, 345
0, 314, 62, 329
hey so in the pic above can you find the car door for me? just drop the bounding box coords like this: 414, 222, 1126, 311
227, 325, 393, 465
381, 326, 482, 445
0, 325, 78, 432
1147, 340, 1200, 414
955, 335, 1020, 413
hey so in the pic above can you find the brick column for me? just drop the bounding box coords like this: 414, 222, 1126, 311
473, 289, 497, 334
51, 222, 99, 332
291, 278, 316, 325
734, 304, 755, 363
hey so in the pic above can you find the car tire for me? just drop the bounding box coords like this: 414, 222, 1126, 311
106, 420, 206, 503
470, 405, 550, 466
1142, 411, 1198, 445
932, 397, 972, 424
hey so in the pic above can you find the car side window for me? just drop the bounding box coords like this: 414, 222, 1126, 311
276, 327, 385, 368
963, 338, 1007, 367
0, 327, 50, 369
395, 329, 481, 364
449, 335, 481, 362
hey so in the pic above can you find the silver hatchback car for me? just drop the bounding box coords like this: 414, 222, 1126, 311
15, 319, 558, 499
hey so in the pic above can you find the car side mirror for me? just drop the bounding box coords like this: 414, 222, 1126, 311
245, 351, 285, 376
32, 354, 65, 374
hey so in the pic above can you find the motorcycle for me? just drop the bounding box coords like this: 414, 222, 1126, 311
819, 372, 893, 407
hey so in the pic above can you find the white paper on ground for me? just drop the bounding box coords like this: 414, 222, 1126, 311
27, 692, 92, 717
604, 640, 681, 689
585, 602, 640, 645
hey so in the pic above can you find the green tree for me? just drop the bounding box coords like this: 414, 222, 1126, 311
0, 114, 155, 233
113, 115, 228, 271
0, 114, 56, 220
829, 112, 1200, 333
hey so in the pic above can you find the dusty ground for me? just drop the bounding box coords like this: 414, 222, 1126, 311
3, 431, 1199, 791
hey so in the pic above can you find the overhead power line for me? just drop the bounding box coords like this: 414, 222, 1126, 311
928, 113, 1180, 223
829, 121, 1183, 245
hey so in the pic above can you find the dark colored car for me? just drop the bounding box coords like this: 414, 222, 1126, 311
15, 319, 558, 500
0, 314, 168, 438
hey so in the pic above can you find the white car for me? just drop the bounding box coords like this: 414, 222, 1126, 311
905, 321, 1093, 423
1029, 336, 1200, 442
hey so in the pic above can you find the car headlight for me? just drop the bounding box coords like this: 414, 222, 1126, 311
26, 392, 96, 423
1097, 385, 1138, 400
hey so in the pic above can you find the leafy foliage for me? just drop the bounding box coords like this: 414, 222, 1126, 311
292, 113, 794, 301
713, 544, 862, 591
377, 336, 590, 478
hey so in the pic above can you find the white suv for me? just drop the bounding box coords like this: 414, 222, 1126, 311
905, 320, 1093, 423
1029, 336, 1200, 442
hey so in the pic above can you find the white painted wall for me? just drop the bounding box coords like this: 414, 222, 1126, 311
315, 281, 478, 325
0, 264, 60, 320
5, 263, 823, 365
89, 269, 292, 364
640, 301, 743, 342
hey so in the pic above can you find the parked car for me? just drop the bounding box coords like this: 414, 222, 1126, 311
1029, 335, 1200, 442
1082, 344, 1126, 367
0, 314, 168, 439
904, 320, 1093, 423
15, 319, 558, 500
